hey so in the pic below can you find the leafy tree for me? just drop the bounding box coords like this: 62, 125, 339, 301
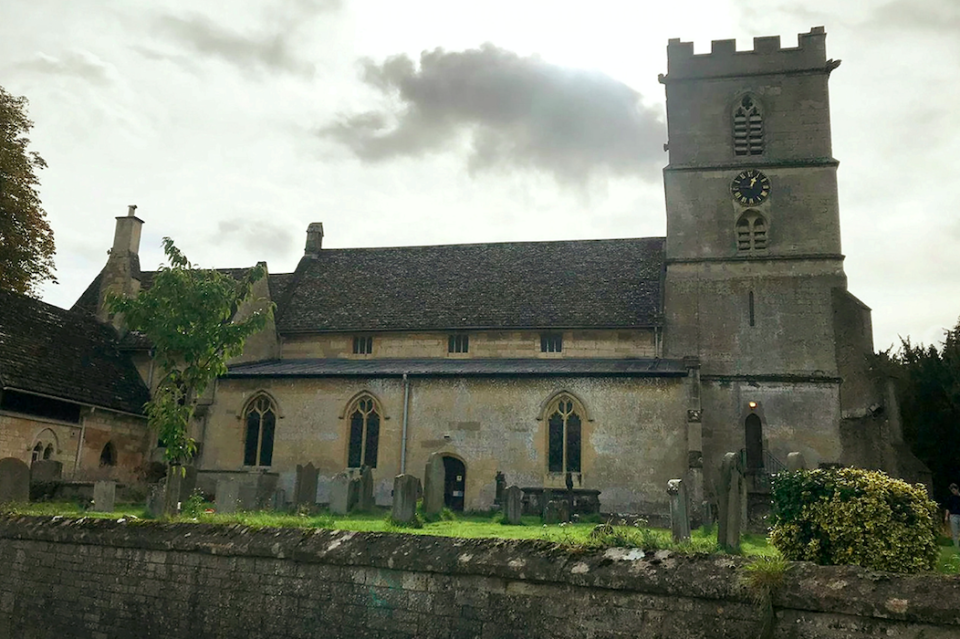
108, 238, 273, 466
0, 85, 55, 295
881, 316, 960, 502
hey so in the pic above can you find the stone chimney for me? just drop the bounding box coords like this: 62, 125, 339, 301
304, 222, 324, 257
96, 205, 144, 326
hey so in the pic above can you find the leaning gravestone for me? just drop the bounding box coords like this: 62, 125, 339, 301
0, 457, 30, 505
92, 481, 116, 513
329, 472, 352, 515
294, 463, 319, 509
667, 478, 691, 543
215, 479, 240, 515
543, 499, 562, 525
717, 452, 744, 552
422, 454, 445, 518
391, 474, 420, 525
146, 484, 166, 518
786, 452, 807, 472
503, 485, 522, 525
357, 466, 375, 512
30, 460, 63, 482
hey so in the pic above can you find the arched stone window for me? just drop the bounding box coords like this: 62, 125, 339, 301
32, 443, 43, 464
736, 210, 767, 252
733, 94, 763, 156
544, 393, 585, 474
31, 429, 58, 465
99, 442, 117, 467
347, 394, 381, 468
43, 444, 54, 460
243, 395, 277, 467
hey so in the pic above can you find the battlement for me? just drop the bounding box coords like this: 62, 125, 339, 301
663, 27, 834, 81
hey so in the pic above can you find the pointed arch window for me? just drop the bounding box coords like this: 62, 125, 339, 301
733, 95, 764, 156
99, 442, 117, 467
736, 210, 767, 252
347, 395, 380, 468
244, 395, 277, 467
546, 394, 583, 474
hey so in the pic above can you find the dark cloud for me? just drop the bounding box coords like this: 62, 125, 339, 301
320, 44, 666, 184
15, 51, 112, 86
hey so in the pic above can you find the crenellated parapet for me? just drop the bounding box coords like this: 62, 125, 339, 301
661, 27, 840, 82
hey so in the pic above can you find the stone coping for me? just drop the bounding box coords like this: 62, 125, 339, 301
0, 515, 957, 626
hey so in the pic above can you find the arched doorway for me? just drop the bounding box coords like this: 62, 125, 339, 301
744, 414, 764, 472
442, 456, 466, 512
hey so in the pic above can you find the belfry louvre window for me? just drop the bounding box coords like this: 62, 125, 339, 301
733, 95, 763, 156
348, 396, 380, 468
353, 336, 373, 354
547, 395, 582, 474
244, 395, 276, 466
736, 211, 768, 252
448, 334, 469, 353
541, 333, 563, 353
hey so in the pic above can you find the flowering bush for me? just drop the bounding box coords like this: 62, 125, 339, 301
769, 467, 939, 573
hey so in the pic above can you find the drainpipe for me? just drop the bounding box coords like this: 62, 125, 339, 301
400, 373, 410, 474
75, 408, 90, 474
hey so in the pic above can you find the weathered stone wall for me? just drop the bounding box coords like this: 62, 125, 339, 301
281, 329, 657, 360
202, 375, 691, 514
1, 517, 958, 639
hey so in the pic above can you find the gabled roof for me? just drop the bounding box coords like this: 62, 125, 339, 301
276, 237, 665, 333
0, 290, 150, 415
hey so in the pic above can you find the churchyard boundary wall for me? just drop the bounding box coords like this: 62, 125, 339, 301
0, 516, 958, 638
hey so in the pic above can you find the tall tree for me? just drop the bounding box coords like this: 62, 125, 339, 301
882, 316, 960, 502
107, 238, 273, 467
0, 86, 55, 295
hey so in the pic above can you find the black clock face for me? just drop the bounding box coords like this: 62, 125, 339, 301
731, 170, 770, 205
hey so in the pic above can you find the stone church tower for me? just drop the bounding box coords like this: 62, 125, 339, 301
660, 28, 924, 502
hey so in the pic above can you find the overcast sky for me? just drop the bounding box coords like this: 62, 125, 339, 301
1, 0, 957, 351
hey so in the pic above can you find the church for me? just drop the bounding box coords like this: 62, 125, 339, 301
2, 27, 922, 517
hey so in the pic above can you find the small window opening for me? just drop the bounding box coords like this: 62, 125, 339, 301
749, 291, 756, 327
736, 211, 768, 252
352, 336, 373, 355
734, 95, 764, 156
99, 442, 117, 467
43, 444, 54, 460
541, 333, 563, 353
32, 443, 43, 464
448, 334, 469, 353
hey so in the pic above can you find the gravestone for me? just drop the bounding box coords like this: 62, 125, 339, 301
543, 499, 562, 525
348, 477, 361, 511
503, 485, 522, 525
178, 466, 198, 502
667, 479, 691, 543
30, 460, 62, 482
357, 466, 375, 512
495, 471, 506, 505
391, 474, 420, 524
786, 452, 807, 472
0, 457, 30, 505
717, 452, 744, 552
215, 479, 240, 515
92, 481, 116, 513
272, 488, 286, 511
294, 463, 319, 509
423, 454, 445, 518
146, 484, 166, 518
558, 499, 571, 524
329, 472, 352, 515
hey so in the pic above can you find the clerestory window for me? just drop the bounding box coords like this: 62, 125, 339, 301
353, 336, 373, 355
540, 333, 563, 353
448, 334, 469, 353
733, 95, 764, 156
736, 211, 768, 252
347, 395, 380, 468
244, 395, 277, 467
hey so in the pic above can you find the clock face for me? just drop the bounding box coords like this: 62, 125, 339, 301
731, 170, 770, 206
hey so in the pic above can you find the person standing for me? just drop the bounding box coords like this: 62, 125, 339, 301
945, 483, 960, 552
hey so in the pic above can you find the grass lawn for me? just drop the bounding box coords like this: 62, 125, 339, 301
5, 501, 954, 573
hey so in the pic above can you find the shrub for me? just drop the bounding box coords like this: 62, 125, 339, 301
769, 468, 939, 573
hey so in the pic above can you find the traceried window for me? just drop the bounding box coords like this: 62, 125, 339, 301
353, 336, 373, 355
244, 395, 276, 467
733, 95, 764, 156
541, 333, 563, 353
448, 334, 469, 353
347, 395, 380, 468
32, 443, 43, 463
546, 394, 582, 474
736, 210, 767, 252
